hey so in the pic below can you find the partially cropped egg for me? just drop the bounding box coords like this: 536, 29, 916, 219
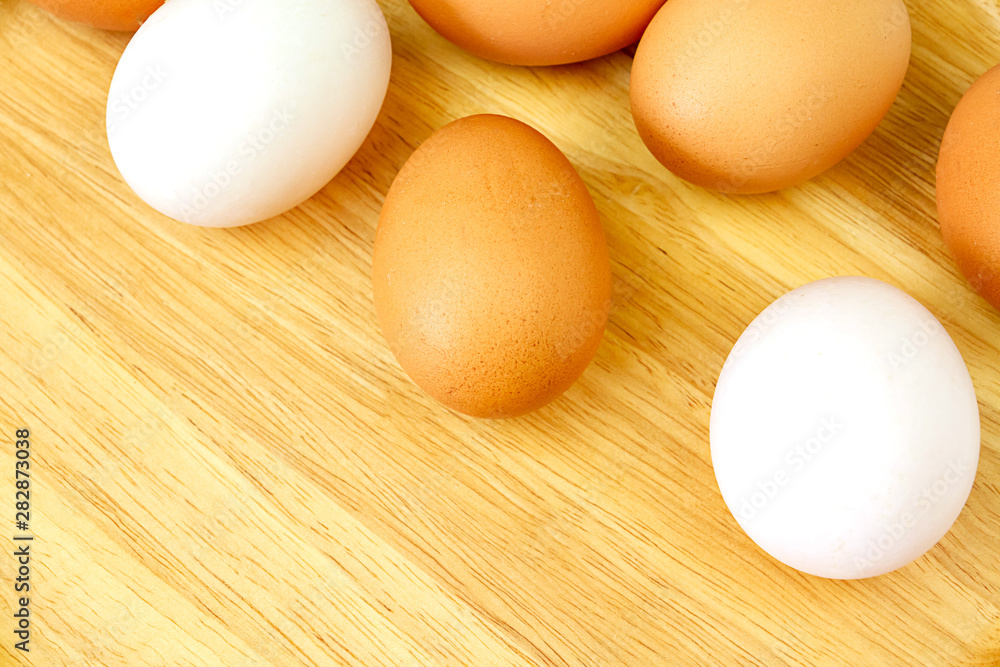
711, 277, 980, 579
373, 115, 612, 418
630, 0, 912, 193
409, 0, 666, 66
937, 64, 1000, 311
25, 0, 164, 31
107, 0, 392, 227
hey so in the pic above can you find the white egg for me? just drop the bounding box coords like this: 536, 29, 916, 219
107, 0, 392, 227
710, 277, 980, 579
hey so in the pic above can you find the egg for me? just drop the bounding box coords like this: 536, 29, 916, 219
937, 64, 1000, 311
26, 0, 164, 31
710, 277, 980, 579
408, 0, 666, 66
373, 115, 612, 418
107, 0, 392, 227
630, 0, 911, 194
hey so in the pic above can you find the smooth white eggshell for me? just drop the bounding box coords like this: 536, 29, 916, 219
710, 277, 980, 579
107, 0, 392, 227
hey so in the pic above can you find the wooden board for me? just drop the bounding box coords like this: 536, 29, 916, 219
1, 0, 999, 664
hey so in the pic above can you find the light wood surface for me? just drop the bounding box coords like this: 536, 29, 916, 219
1, 0, 999, 665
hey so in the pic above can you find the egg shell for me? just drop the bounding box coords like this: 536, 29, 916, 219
107, 0, 392, 227
936, 64, 1000, 311
26, 0, 164, 31
408, 0, 666, 66
630, 0, 911, 194
710, 277, 980, 579
373, 115, 612, 418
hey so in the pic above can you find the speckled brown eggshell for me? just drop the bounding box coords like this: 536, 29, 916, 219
26, 0, 164, 31
937, 64, 1000, 311
373, 115, 612, 419
408, 0, 667, 66
630, 0, 912, 194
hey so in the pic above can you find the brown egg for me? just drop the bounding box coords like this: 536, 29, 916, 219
937, 65, 1000, 311
373, 115, 612, 418
26, 0, 164, 31
630, 0, 911, 194
408, 0, 666, 66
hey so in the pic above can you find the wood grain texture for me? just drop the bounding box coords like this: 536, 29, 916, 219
1, 0, 999, 665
